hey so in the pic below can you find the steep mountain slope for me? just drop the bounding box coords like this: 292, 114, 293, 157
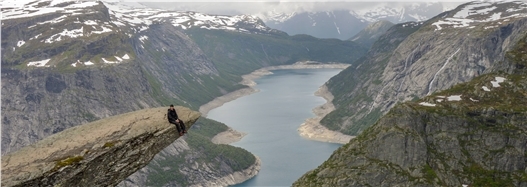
119, 118, 259, 187
1, 0, 219, 153
350, 20, 395, 49
260, 2, 445, 40
321, 1, 527, 135
294, 26, 527, 187
187, 29, 366, 78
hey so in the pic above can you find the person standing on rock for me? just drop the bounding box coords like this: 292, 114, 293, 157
168, 105, 186, 136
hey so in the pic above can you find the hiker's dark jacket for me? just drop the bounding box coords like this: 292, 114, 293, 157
167, 108, 179, 123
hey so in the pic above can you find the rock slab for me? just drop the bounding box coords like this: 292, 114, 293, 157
1, 106, 200, 187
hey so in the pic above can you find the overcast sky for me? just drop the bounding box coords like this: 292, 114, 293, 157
130, 0, 469, 16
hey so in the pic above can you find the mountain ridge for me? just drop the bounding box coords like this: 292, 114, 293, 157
321, 0, 527, 136
259, 2, 447, 40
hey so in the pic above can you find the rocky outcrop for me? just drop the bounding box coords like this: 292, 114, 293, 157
322, 1, 527, 135
294, 22, 527, 187
1, 106, 200, 187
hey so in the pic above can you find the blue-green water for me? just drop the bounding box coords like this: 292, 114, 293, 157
207, 69, 343, 186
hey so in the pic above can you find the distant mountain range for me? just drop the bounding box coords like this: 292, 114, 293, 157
258, 2, 449, 40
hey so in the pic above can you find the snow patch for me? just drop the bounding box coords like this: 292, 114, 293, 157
102, 58, 120, 64
122, 54, 130, 59
491, 77, 506, 87
419, 102, 436, 107
333, 21, 341, 35
447, 95, 462, 101
482, 86, 491, 91
17, 40, 26, 47
30, 33, 43, 40
470, 98, 479, 102
432, 1, 527, 31
45, 27, 84, 43
27, 59, 51, 67
91, 26, 113, 35
71, 60, 94, 67
139, 35, 148, 43
84, 20, 98, 25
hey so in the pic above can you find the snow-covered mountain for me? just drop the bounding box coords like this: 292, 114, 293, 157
430, 0, 527, 31
1, 0, 278, 36
258, 2, 448, 40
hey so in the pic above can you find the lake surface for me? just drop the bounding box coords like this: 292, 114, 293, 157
207, 69, 343, 186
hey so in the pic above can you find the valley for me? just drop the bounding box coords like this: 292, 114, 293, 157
2, 0, 527, 186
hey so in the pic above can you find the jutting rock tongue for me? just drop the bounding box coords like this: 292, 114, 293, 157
1, 106, 200, 187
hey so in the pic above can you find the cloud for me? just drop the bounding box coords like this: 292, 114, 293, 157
135, 0, 468, 16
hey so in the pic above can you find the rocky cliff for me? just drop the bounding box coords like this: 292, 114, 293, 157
1, 106, 200, 187
294, 31, 527, 186
322, 1, 527, 136
119, 118, 260, 187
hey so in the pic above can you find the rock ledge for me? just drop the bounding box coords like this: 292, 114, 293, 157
1, 106, 200, 187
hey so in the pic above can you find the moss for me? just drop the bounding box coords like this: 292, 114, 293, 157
54, 156, 84, 170
422, 164, 438, 183
103, 141, 119, 148
464, 163, 514, 187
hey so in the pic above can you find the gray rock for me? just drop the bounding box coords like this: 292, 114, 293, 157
323, 1, 527, 136
1, 106, 201, 187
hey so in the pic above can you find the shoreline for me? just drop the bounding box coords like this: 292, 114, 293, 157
202, 61, 353, 145
297, 85, 355, 144
201, 61, 353, 186
199, 61, 351, 117
190, 157, 262, 187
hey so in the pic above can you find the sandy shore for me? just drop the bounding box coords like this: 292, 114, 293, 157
297, 85, 355, 144
211, 128, 247, 145
201, 61, 353, 145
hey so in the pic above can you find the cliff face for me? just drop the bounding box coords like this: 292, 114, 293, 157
322, 1, 527, 136
1, 106, 201, 187
118, 118, 260, 187
294, 25, 527, 187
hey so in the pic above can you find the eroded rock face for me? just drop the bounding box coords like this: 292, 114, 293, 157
295, 80, 527, 186
1, 106, 200, 187
322, 1, 527, 135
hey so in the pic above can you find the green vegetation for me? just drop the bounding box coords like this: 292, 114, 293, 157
54, 156, 84, 170
103, 141, 119, 148
422, 164, 438, 183
186, 29, 367, 77
145, 118, 256, 187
